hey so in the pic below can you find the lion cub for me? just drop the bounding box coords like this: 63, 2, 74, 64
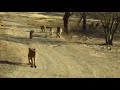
28, 48, 37, 68
56, 27, 62, 38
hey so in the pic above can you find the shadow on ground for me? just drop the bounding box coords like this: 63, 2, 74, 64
0, 33, 107, 47
0, 33, 68, 46
0, 60, 28, 67
37, 12, 64, 17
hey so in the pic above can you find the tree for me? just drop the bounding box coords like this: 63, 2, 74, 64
82, 12, 87, 32
63, 12, 74, 34
78, 12, 87, 33
100, 12, 120, 45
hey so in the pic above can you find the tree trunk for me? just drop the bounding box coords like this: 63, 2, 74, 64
108, 34, 113, 45
63, 13, 69, 34
63, 18, 68, 34
108, 39, 113, 45
106, 33, 113, 45
105, 33, 108, 45
82, 12, 87, 33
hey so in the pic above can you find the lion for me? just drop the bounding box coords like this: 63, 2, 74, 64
41, 26, 46, 32
50, 27, 53, 35
56, 27, 62, 38
95, 22, 100, 29
30, 30, 34, 39
28, 48, 37, 68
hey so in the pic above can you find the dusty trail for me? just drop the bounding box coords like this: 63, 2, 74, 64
3, 22, 91, 78
1, 12, 120, 78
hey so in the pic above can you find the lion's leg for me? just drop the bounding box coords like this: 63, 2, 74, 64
44, 28, 45, 32
28, 57, 31, 65
30, 58, 33, 67
56, 33, 58, 38
58, 34, 60, 38
33, 57, 36, 68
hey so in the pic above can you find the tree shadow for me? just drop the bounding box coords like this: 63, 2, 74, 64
0, 33, 68, 46
4, 24, 37, 29
70, 41, 108, 46
0, 61, 20, 65
33, 37, 68, 46
0, 34, 30, 45
0, 60, 27, 67
0, 32, 108, 47
0, 27, 9, 30
37, 12, 64, 17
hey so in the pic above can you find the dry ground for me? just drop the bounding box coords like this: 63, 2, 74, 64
0, 12, 120, 78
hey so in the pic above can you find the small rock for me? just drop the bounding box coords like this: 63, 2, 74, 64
73, 35, 78, 38
107, 46, 111, 50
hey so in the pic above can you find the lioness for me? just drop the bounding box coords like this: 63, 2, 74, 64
41, 26, 46, 32
56, 27, 62, 38
30, 30, 34, 39
50, 27, 53, 35
28, 48, 37, 68
95, 22, 100, 28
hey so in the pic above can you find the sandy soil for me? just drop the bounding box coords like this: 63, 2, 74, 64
0, 12, 120, 78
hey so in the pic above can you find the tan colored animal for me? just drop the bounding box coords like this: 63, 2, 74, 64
56, 27, 62, 38
50, 27, 53, 35
41, 26, 46, 32
28, 48, 37, 68
88, 22, 94, 30
30, 30, 34, 39
95, 22, 100, 29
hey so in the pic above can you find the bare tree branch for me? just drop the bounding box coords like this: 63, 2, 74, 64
100, 12, 120, 45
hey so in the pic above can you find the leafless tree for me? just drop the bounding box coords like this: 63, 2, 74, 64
63, 12, 74, 34
78, 12, 87, 33
100, 12, 120, 45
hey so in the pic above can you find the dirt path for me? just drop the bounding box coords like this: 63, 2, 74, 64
1, 12, 120, 78
1, 20, 96, 78
7, 28, 120, 78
